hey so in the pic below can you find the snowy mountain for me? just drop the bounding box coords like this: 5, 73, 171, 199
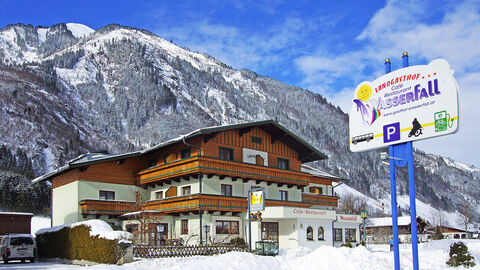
0, 23, 479, 223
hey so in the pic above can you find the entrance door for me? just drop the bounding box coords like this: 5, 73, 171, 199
261, 222, 279, 242
148, 223, 168, 246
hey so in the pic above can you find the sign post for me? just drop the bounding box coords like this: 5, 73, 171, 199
248, 187, 265, 251
360, 210, 367, 245
349, 53, 459, 270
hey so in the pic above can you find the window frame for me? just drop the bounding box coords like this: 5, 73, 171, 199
277, 158, 290, 170
334, 228, 343, 242
251, 136, 262, 144
221, 184, 233, 196
155, 191, 163, 200
279, 190, 288, 201
318, 227, 325, 240
99, 190, 115, 200
181, 148, 191, 159
181, 186, 191, 195
215, 220, 240, 234
181, 219, 188, 235
346, 228, 357, 242
219, 147, 234, 161
306, 226, 313, 241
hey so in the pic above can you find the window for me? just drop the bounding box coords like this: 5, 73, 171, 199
99, 190, 115, 200
251, 136, 262, 144
182, 186, 191, 195
219, 147, 234, 161
279, 190, 288, 201
306, 226, 313, 240
163, 154, 169, 164
277, 158, 290, 170
261, 222, 278, 241
309, 186, 322, 194
155, 191, 163, 200
148, 159, 157, 167
181, 148, 191, 159
318, 227, 325, 240
221, 184, 232, 196
346, 229, 357, 242
181, 219, 188, 234
334, 228, 342, 242
215, 220, 239, 234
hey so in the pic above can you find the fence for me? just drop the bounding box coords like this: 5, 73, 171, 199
133, 245, 249, 258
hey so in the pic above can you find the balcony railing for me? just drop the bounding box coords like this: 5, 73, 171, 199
144, 194, 311, 214
301, 193, 339, 207
79, 199, 139, 216
138, 156, 312, 186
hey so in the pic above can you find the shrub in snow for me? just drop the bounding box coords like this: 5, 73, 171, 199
446, 241, 475, 268
230, 237, 247, 248
341, 241, 353, 248
36, 219, 132, 264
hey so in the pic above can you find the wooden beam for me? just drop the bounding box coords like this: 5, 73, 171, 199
232, 177, 239, 182
267, 182, 273, 186
287, 184, 294, 189
219, 175, 226, 180
190, 174, 199, 179
203, 132, 217, 143
220, 211, 227, 215
207, 174, 215, 179
165, 180, 172, 185
173, 178, 181, 183
239, 127, 253, 137
256, 180, 262, 185
242, 179, 249, 183
95, 214, 101, 219
278, 183, 285, 187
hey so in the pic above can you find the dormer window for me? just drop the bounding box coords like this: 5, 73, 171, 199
277, 158, 289, 170
181, 148, 191, 159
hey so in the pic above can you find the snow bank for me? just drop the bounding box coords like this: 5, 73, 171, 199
32, 216, 51, 236
37, 219, 132, 241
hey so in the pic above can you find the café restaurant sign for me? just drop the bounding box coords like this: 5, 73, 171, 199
349, 59, 459, 152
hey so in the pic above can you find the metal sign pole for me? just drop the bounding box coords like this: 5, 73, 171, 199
402, 52, 420, 270
385, 59, 401, 270
248, 190, 252, 252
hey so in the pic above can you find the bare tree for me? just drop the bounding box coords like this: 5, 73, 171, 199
459, 203, 472, 238
337, 194, 368, 214
429, 208, 447, 228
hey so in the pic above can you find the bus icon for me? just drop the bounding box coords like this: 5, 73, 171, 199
352, 133, 374, 145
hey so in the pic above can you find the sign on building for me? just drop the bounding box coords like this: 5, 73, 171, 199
349, 59, 459, 152
248, 188, 265, 212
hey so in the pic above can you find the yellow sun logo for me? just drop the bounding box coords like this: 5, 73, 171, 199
357, 84, 372, 101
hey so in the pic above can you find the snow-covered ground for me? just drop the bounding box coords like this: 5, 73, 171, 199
32, 216, 51, 236
1, 240, 478, 269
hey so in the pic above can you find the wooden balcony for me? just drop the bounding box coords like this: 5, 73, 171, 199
301, 193, 339, 207
144, 194, 312, 214
79, 199, 139, 216
138, 156, 312, 187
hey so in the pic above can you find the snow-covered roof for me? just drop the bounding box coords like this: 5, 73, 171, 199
367, 216, 428, 227
36, 219, 132, 241
32, 151, 141, 183
33, 119, 329, 183
301, 165, 342, 181
0, 212, 33, 216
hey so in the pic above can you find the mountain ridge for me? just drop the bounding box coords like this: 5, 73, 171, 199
0, 22, 478, 223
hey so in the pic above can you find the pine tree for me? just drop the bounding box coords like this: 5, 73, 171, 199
431, 226, 444, 240
446, 241, 476, 267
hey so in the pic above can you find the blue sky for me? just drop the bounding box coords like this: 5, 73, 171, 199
2, 0, 480, 168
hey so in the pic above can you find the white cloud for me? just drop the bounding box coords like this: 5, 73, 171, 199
295, 0, 480, 167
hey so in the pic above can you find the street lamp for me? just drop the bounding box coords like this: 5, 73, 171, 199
203, 224, 210, 246
360, 210, 368, 245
